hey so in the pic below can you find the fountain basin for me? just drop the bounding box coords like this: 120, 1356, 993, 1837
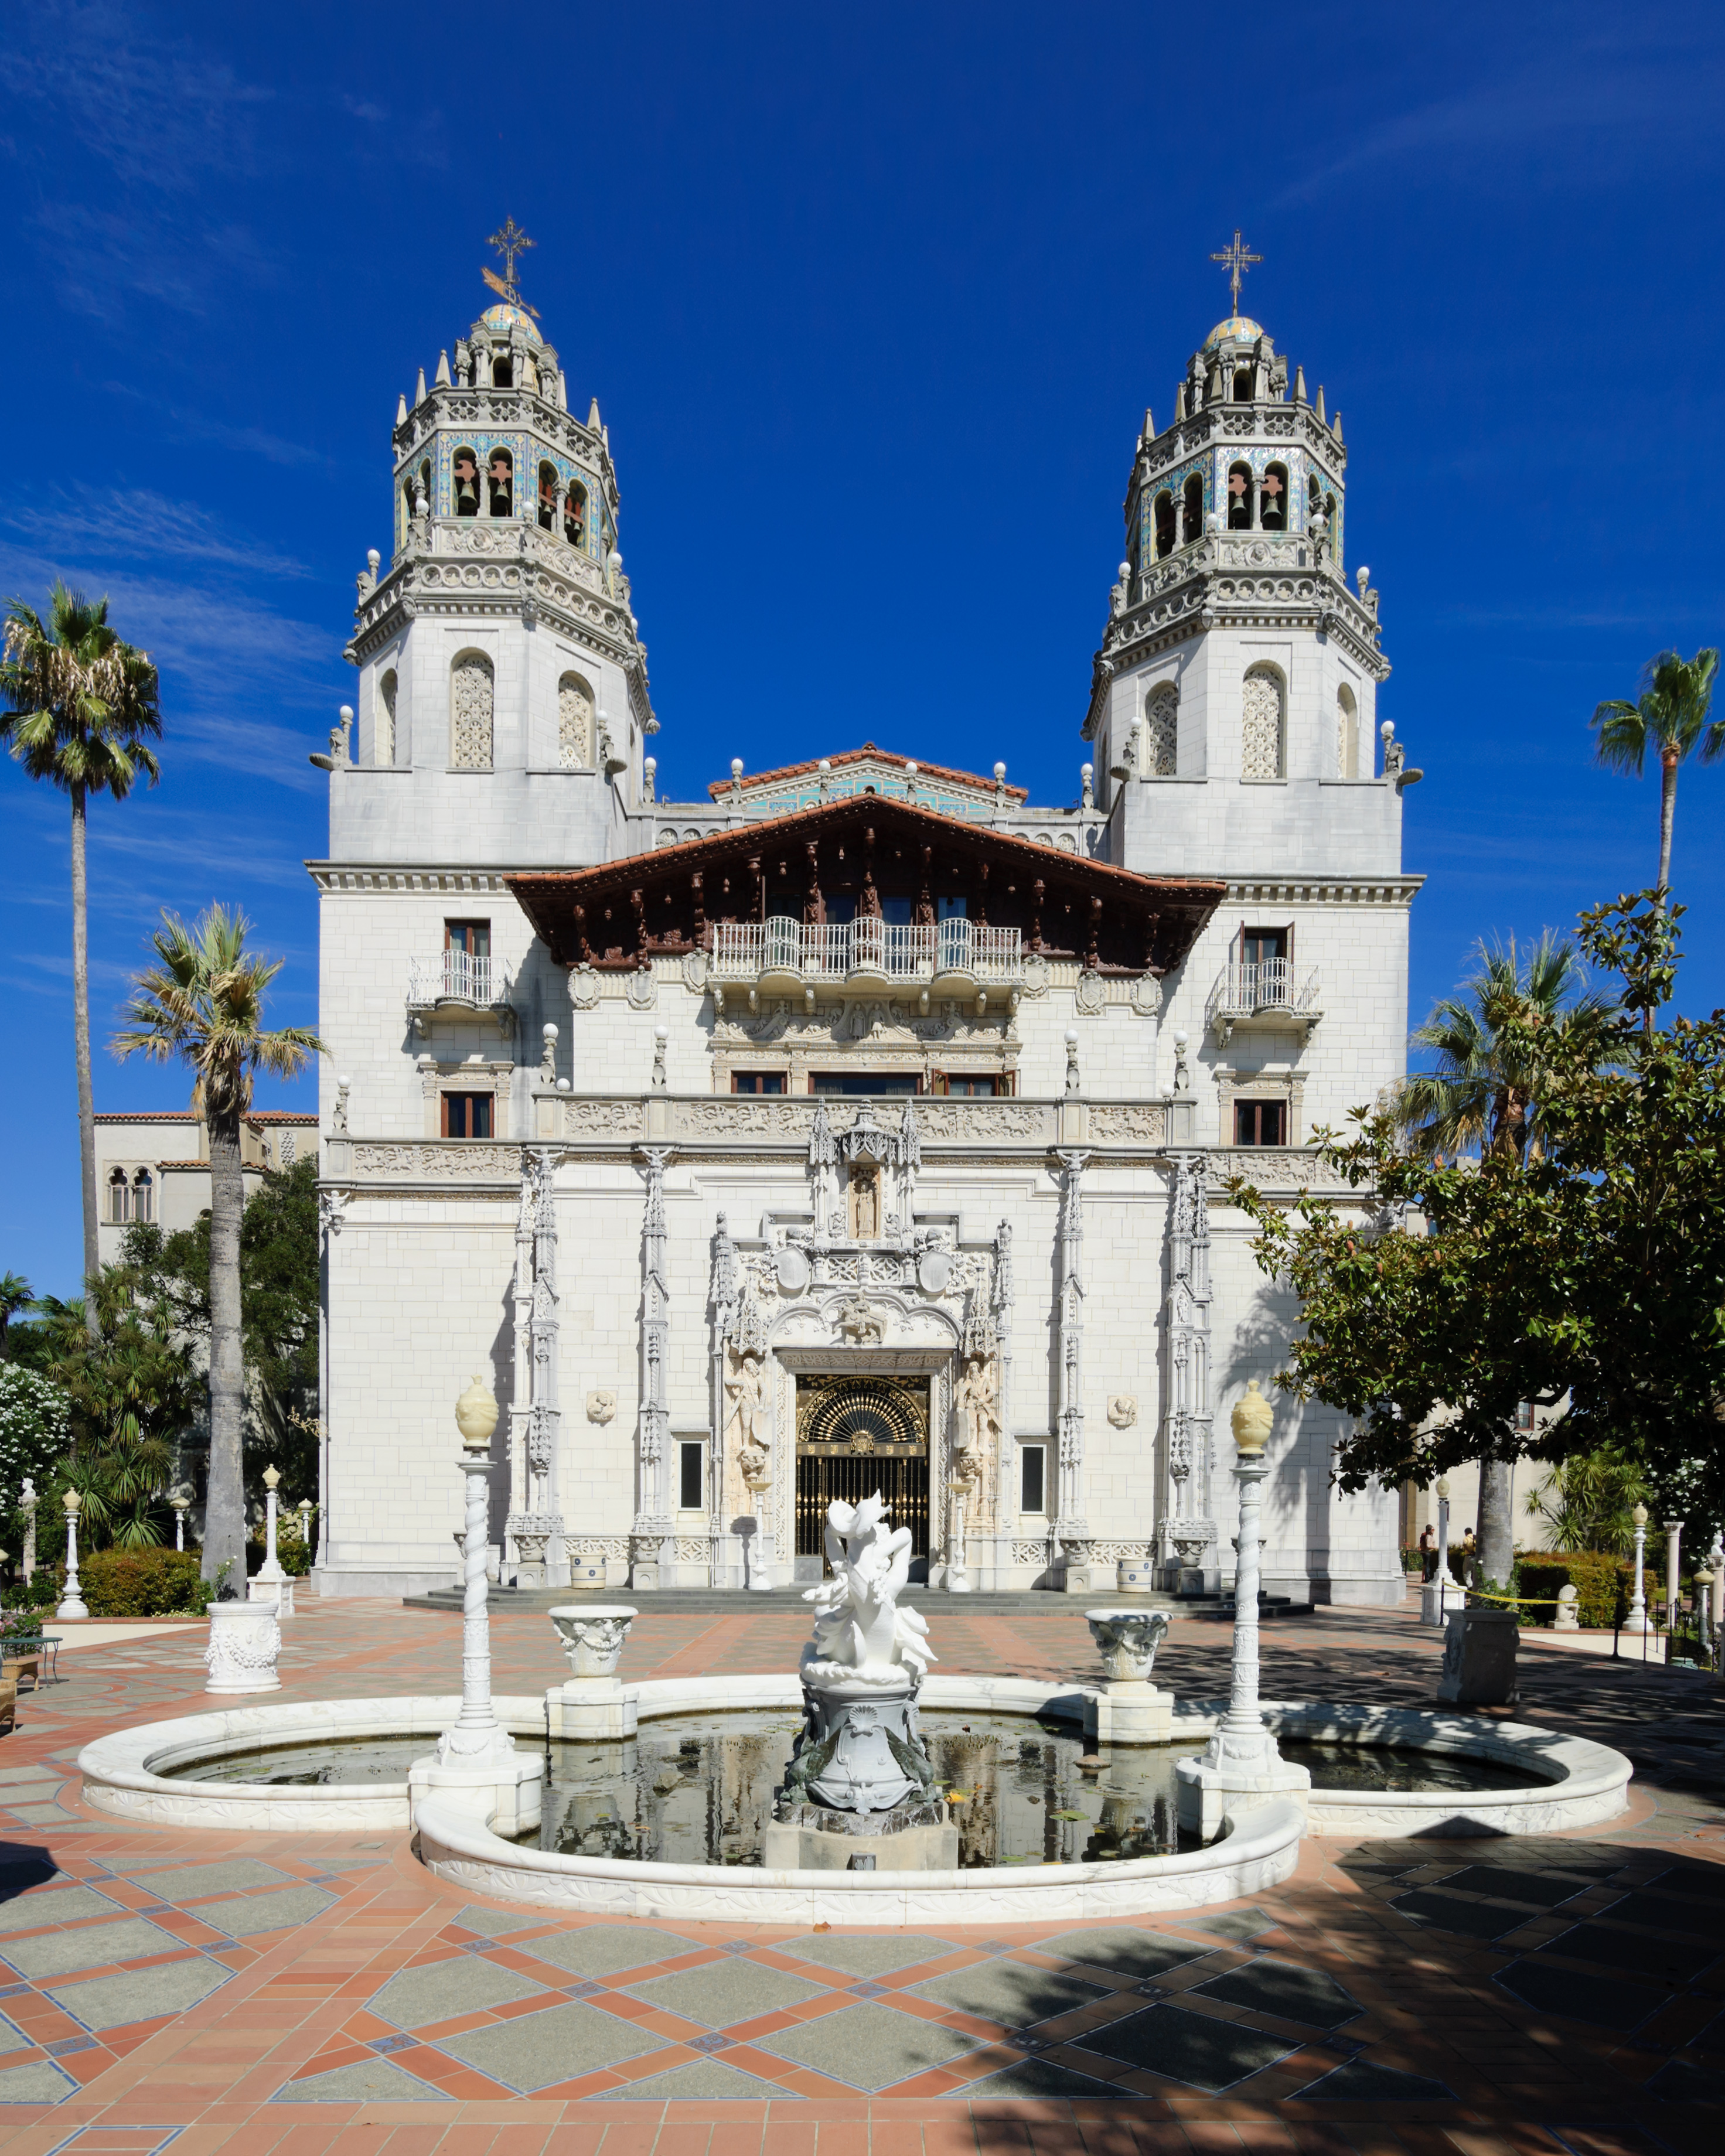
76, 1677, 1630, 1921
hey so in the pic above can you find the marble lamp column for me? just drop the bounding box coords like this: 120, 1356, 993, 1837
1629, 1503, 1649, 1642
1175, 1381, 1310, 1841
56, 1490, 88, 1621
408, 1376, 543, 1836
250, 1465, 294, 1616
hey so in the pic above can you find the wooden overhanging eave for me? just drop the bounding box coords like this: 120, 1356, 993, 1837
506, 795, 1225, 974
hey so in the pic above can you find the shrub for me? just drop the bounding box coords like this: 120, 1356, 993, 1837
1513, 1550, 1634, 1629
80, 1547, 210, 1618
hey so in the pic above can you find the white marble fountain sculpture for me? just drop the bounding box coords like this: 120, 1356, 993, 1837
763, 1492, 955, 1870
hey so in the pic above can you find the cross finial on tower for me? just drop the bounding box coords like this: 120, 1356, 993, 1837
483, 217, 537, 308
1210, 228, 1262, 314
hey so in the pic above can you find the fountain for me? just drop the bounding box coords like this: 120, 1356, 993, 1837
73, 1376, 1635, 1920
762, 1492, 956, 1872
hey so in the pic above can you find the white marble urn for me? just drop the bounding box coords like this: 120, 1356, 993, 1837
1085, 1607, 1171, 1683
204, 1599, 282, 1695
549, 1604, 637, 1680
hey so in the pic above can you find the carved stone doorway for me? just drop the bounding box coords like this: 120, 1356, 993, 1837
793, 1374, 929, 1581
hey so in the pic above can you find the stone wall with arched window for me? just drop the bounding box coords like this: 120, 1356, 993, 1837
1242, 664, 1285, 780
558, 671, 594, 769
1142, 682, 1178, 776
451, 651, 495, 770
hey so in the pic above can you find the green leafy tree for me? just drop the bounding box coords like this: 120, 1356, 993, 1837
0, 584, 161, 1320
1232, 892, 1725, 1560
1591, 647, 1721, 898
0, 1363, 73, 1530
1524, 1446, 1651, 1555
112, 908, 323, 1581
1392, 933, 1611, 1584
0, 1273, 35, 1355
33, 1254, 193, 1548
154, 1156, 321, 1504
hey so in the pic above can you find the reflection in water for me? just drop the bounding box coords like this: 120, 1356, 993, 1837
164, 1718, 1552, 1858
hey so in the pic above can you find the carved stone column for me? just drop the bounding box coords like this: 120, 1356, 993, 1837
1157, 1152, 1217, 1593
506, 1149, 565, 1587
1054, 1149, 1090, 1581
993, 1219, 1015, 1517
631, 1147, 674, 1588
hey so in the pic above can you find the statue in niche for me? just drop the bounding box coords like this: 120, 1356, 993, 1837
725, 1348, 765, 1458
955, 1353, 1000, 1476
849, 1165, 880, 1241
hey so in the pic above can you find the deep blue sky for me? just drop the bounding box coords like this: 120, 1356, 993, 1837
3, 2, 1721, 1296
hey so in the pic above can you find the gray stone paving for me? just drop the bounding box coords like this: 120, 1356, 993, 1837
621, 1960, 829, 2027
1072, 2000, 1294, 2091
190, 1885, 336, 1937
46, 1955, 231, 2032
1, 1915, 187, 1980
776, 1931, 954, 1977
369, 1954, 547, 2030
513, 1925, 697, 1979
752, 2000, 979, 2091
436, 1998, 667, 2092
0, 1885, 118, 1933
120, 1858, 293, 1900
906, 1958, 1110, 2027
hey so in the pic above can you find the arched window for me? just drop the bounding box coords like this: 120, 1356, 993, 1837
452, 448, 481, 518
1181, 473, 1204, 545
558, 671, 594, 770
108, 1167, 131, 1223
450, 651, 495, 770
376, 668, 397, 769
1233, 367, 1254, 402
132, 1169, 154, 1224
1260, 462, 1288, 533
1143, 683, 1178, 776
486, 449, 513, 518
1325, 492, 1338, 563
1153, 490, 1176, 560
1242, 665, 1285, 779
1337, 684, 1359, 779
537, 463, 558, 533
491, 345, 512, 389
1227, 461, 1253, 530
564, 482, 587, 549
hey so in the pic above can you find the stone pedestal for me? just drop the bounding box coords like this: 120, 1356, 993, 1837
1059, 1561, 1093, 1596
250, 1577, 295, 1618
408, 1751, 541, 1837
788, 1679, 929, 1812
546, 1604, 639, 1739
762, 1812, 958, 1872
1088, 1679, 1171, 1745
1420, 1574, 1464, 1627
1436, 1608, 1519, 1706
204, 1600, 282, 1694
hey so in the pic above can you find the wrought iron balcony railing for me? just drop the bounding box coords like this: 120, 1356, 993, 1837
407, 952, 514, 1034
1205, 959, 1322, 1046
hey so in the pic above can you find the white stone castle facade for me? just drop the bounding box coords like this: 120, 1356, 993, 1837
309, 281, 1420, 1605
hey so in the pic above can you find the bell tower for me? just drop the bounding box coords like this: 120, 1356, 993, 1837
1087, 241, 1407, 881
332, 226, 656, 868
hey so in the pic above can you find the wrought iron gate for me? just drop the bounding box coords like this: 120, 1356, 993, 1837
794, 1374, 930, 1562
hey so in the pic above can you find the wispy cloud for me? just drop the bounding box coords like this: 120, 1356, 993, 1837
1274, 43, 1723, 207
102, 381, 333, 471
2, 485, 311, 580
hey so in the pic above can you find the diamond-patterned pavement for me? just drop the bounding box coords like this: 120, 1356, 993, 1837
0, 1592, 1714, 2149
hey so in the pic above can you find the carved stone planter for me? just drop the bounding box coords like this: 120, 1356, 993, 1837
1085, 1606, 1172, 1745
204, 1599, 282, 1696
546, 1604, 638, 1738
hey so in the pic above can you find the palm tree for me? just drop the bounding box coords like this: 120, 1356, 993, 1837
1591, 647, 1721, 896
0, 1273, 34, 1355
1395, 934, 1612, 1588
1, 584, 161, 1328
112, 907, 323, 1582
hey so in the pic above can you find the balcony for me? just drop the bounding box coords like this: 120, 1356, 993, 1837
1205, 959, 1322, 1047
407, 952, 515, 1036
711, 916, 1022, 1009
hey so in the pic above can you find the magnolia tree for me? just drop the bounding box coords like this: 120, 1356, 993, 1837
1230, 892, 1725, 1570
0, 1363, 72, 1512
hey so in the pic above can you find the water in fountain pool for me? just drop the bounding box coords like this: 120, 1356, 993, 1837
159, 1712, 1553, 1865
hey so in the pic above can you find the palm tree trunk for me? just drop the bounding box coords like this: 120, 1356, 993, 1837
70, 783, 99, 1338
204, 1105, 247, 1584
1477, 1456, 1514, 1591
1658, 753, 1678, 894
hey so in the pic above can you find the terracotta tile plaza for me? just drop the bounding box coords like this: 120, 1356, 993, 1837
0, 1598, 1720, 2153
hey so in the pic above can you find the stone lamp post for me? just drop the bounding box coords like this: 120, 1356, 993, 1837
1175, 1381, 1309, 1840
1695, 1567, 1714, 1662
1629, 1502, 1649, 1638
407, 1376, 542, 1835
1663, 1519, 1684, 1626
21, 1478, 36, 1584
250, 1464, 294, 1618
171, 1493, 190, 1552
56, 1489, 88, 1621
741, 1458, 776, 1593
946, 1461, 976, 1594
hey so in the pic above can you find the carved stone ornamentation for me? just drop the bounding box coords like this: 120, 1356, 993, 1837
1085, 1607, 1171, 1682
1074, 971, 1107, 1016
1108, 1394, 1138, 1428
625, 970, 657, 1011
550, 1605, 635, 1679
568, 965, 601, 1010
587, 1390, 616, 1423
